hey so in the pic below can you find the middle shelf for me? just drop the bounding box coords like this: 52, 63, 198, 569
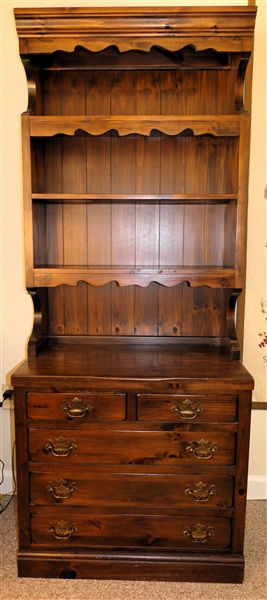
32, 194, 237, 204
32, 266, 235, 288
28, 115, 241, 137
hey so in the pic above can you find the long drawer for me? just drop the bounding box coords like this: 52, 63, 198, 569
27, 393, 126, 421
30, 472, 234, 508
28, 428, 236, 466
137, 395, 237, 422
30, 511, 232, 551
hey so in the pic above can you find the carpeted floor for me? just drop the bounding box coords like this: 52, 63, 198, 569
0, 498, 266, 600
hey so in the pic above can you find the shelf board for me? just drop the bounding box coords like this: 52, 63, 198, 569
32, 266, 235, 288
32, 193, 237, 204
29, 115, 241, 138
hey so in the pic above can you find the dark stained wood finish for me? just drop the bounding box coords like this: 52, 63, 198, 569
137, 394, 237, 422
30, 511, 232, 550
30, 471, 234, 508
27, 392, 126, 421
28, 428, 236, 466
12, 6, 256, 583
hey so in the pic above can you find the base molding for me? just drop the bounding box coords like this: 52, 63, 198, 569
18, 551, 245, 583
247, 476, 267, 499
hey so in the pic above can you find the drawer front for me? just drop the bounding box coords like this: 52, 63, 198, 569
27, 393, 126, 421
30, 472, 234, 508
29, 429, 235, 466
137, 395, 237, 422
30, 511, 231, 551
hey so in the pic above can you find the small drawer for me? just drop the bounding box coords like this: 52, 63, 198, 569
28, 428, 235, 466
30, 471, 234, 509
137, 395, 237, 423
27, 393, 126, 421
30, 510, 232, 551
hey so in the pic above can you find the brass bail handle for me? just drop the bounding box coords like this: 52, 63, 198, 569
48, 519, 77, 540
186, 438, 218, 460
44, 436, 77, 457
184, 523, 215, 543
46, 478, 77, 499
171, 398, 203, 420
61, 396, 93, 418
185, 481, 217, 502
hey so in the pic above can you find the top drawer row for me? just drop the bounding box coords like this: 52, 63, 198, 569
26, 393, 237, 423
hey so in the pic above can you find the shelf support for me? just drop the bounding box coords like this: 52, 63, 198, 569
222, 289, 242, 360
235, 53, 251, 112
27, 288, 48, 358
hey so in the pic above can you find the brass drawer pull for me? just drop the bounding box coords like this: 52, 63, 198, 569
48, 519, 77, 540
186, 438, 218, 460
171, 398, 203, 420
61, 396, 93, 418
44, 436, 77, 457
184, 523, 215, 543
46, 478, 77, 499
185, 481, 217, 502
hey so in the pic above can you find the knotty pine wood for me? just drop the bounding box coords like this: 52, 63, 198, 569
29, 472, 234, 508
46, 284, 229, 338
13, 6, 256, 583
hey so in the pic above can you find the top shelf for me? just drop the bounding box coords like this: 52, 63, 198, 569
14, 6, 257, 55
28, 115, 241, 138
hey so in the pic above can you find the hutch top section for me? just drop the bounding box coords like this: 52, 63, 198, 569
14, 6, 256, 55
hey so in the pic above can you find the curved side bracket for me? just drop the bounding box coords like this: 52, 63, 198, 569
21, 56, 37, 114
27, 288, 48, 358
235, 53, 251, 112
222, 289, 242, 360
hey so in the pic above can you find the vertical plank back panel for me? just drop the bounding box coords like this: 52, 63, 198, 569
134, 283, 159, 336
60, 71, 88, 334
160, 136, 185, 267
111, 283, 135, 336
87, 284, 111, 335
135, 72, 161, 332
86, 71, 111, 116
158, 284, 184, 336
42, 69, 65, 335
161, 71, 187, 116
86, 72, 112, 334
45, 141, 65, 335
184, 137, 209, 266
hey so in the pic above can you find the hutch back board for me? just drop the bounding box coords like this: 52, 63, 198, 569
11, 6, 256, 582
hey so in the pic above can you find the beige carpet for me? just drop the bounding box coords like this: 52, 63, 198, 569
0, 499, 266, 600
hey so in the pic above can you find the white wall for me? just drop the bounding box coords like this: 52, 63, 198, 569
0, 0, 266, 497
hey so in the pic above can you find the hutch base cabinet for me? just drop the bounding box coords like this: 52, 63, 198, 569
12, 7, 256, 583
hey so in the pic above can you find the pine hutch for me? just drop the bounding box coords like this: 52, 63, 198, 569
11, 6, 256, 582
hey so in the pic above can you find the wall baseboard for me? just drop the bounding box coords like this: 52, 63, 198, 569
247, 476, 267, 500
0, 471, 15, 496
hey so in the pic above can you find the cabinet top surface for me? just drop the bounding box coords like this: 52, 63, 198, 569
11, 343, 254, 387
